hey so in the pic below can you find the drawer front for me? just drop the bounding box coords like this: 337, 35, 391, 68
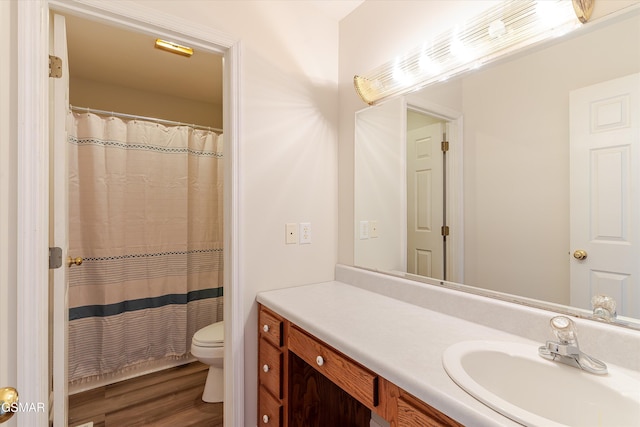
288, 325, 378, 409
259, 338, 283, 398
397, 395, 462, 427
259, 386, 282, 427
259, 306, 283, 347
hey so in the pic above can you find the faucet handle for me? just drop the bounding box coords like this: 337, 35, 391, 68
550, 316, 578, 344
591, 294, 617, 321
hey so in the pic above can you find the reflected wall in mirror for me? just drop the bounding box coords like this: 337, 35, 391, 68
354, 7, 640, 326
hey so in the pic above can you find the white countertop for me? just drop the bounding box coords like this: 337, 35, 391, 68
257, 280, 536, 426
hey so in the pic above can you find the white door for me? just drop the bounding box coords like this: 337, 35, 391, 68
406, 120, 444, 278
570, 73, 640, 318
50, 12, 69, 427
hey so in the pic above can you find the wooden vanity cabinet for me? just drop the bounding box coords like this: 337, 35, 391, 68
258, 304, 462, 427
396, 387, 462, 427
258, 306, 286, 426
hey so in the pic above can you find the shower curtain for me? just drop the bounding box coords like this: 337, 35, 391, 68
67, 111, 224, 385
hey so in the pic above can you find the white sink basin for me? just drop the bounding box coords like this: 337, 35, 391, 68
443, 340, 640, 426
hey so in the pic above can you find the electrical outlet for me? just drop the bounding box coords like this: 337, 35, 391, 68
299, 222, 311, 244
285, 223, 298, 244
370, 220, 379, 238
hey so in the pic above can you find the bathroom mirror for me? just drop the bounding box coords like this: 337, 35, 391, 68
354, 6, 640, 329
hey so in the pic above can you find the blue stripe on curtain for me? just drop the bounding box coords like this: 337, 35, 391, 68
69, 287, 223, 320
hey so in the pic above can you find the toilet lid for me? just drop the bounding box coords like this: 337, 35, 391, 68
193, 321, 224, 347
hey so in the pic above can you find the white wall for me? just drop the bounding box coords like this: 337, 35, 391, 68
339, 0, 500, 266
354, 97, 406, 271
2, 1, 339, 425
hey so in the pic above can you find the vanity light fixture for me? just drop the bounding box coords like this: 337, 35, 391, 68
354, 0, 593, 105
154, 38, 194, 57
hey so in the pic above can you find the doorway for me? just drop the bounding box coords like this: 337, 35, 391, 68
405, 101, 463, 284
406, 109, 447, 279
61, 12, 224, 392
43, 2, 240, 426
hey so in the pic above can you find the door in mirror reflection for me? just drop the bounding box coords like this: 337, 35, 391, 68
570, 73, 640, 318
406, 110, 447, 279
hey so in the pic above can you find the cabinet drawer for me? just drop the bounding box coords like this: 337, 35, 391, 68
259, 386, 282, 427
259, 337, 283, 398
259, 306, 283, 347
288, 325, 378, 409
397, 393, 462, 427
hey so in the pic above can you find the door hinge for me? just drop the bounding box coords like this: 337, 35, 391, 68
441, 226, 450, 236
441, 140, 449, 152
49, 55, 62, 78
49, 247, 62, 269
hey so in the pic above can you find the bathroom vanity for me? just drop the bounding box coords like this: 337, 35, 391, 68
256, 265, 640, 427
258, 303, 461, 427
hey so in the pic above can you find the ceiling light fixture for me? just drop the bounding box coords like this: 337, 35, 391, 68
354, 0, 592, 105
154, 39, 194, 57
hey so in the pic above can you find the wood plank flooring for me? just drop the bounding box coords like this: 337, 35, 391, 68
69, 362, 223, 427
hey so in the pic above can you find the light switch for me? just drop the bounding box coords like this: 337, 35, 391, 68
359, 220, 369, 239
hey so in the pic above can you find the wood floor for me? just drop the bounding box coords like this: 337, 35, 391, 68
68, 362, 223, 427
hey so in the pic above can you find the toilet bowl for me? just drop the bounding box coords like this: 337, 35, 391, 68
191, 321, 224, 403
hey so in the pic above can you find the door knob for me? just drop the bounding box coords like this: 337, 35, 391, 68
573, 250, 587, 260
67, 256, 83, 267
0, 387, 19, 423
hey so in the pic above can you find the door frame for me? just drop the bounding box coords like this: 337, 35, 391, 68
16, 1, 242, 426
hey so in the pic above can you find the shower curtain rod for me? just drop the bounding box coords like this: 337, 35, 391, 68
70, 105, 223, 133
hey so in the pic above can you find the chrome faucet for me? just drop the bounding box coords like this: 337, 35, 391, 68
538, 316, 608, 375
592, 294, 617, 322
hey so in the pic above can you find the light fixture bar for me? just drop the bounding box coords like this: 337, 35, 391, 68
154, 38, 194, 57
354, 0, 585, 105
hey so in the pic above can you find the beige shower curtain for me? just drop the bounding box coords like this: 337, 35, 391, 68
67, 111, 223, 385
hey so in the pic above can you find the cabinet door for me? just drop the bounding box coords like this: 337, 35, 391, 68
288, 325, 379, 409
259, 338, 283, 399
397, 393, 462, 427
259, 307, 284, 347
259, 385, 282, 427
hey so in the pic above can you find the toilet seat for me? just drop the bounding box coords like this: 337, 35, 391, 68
192, 321, 224, 348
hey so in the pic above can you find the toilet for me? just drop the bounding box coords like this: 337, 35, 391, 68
191, 321, 224, 403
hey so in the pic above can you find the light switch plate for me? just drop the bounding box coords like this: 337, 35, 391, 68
359, 220, 369, 239
285, 223, 298, 244
370, 220, 379, 238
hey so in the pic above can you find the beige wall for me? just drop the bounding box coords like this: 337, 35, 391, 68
70, 77, 223, 129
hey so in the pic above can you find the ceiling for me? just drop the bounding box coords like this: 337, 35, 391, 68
63, 1, 364, 107
309, 0, 365, 20
64, 13, 224, 106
